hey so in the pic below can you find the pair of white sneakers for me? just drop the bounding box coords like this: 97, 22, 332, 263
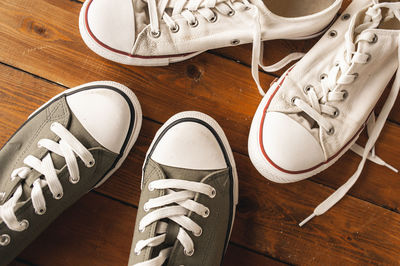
79, 0, 400, 226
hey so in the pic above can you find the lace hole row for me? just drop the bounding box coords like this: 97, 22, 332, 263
152, 7, 241, 37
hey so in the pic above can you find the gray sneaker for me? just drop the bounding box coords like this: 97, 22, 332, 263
129, 111, 238, 266
0, 81, 142, 265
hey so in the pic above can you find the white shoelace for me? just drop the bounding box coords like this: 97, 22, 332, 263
0, 122, 94, 232
146, 0, 247, 37
145, 0, 307, 95
133, 179, 216, 266
296, 1, 400, 226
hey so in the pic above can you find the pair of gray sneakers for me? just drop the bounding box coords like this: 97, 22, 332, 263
0, 81, 238, 266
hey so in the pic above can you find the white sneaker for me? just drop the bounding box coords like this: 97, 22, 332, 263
79, 0, 342, 92
249, 0, 400, 226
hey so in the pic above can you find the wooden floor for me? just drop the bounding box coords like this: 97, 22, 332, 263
1, 0, 400, 265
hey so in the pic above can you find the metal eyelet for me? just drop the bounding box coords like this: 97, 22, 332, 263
303, 85, 314, 94
20, 219, 29, 230
134, 249, 141, 255
331, 107, 340, 118
342, 13, 351, 20
189, 19, 198, 28
230, 39, 240, 45
210, 188, 216, 198
184, 248, 195, 256
193, 228, 202, 237
36, 208, 46, 215
143, 204, 150, 212
150, 30, 161, 38
290, 96, 300, 106
341, 90, 349, 100
148, 183, 155, 191
54, 192, 63, 200
369, 34, 378, 44
139, 227, 145, 233
328, 30, 337, 38
227, 9, 235, 16
202, 208, 210, 218
320, 73, 328, 80
170, 24, 179, 33
327, 127, 335, 135
209, 13, 218, 23
86, 159, 95, 168
0, 234, 10, 246
69, 176, 80, 184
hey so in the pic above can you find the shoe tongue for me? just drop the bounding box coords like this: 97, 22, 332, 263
159, 164, 218, 182
134, 0, 151, 35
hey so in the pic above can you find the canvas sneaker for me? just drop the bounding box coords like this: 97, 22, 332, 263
79, 0, 342, 94
0, 81, 142, 265
249, 0, 400, 226
129, 111, 238, 266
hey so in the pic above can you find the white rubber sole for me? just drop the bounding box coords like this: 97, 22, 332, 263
248, 81, 360, 184
28, 81, 143, 188
144, 111, 238, 250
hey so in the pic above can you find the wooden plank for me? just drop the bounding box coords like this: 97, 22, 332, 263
1, 64, 400, 264
0, 0, 399, 215
223, 245, 287, 266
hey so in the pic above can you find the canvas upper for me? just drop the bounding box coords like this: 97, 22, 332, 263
249, 0, 400, 225
129, 111, 238, 266
0, 82, 142, 265
79, 0, 342, 65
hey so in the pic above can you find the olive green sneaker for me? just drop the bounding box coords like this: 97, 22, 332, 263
0, 81, 142, 265
129, 111, 238, 266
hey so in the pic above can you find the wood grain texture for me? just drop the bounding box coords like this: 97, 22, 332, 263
1, 63, 400, 265
0, 0, 399, 213
0, 0, 399, 265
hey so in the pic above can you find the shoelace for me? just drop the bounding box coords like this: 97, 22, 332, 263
133, 179, 216, 266
0, 122, 94, 232
146, 0, 248, 37
145, 0, 307, 95
295, 1, 400, 226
